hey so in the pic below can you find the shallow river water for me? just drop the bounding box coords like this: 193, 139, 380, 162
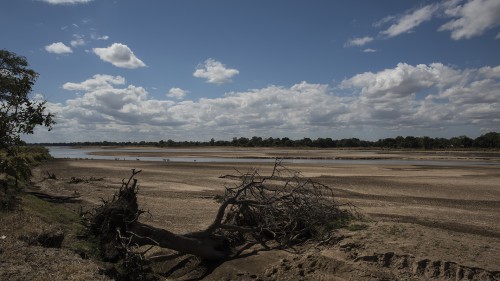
47, 146, 500, 166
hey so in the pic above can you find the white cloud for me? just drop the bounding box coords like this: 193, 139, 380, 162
373, 0, 500, 40
344, 36, 374, 47
28, 63, 500, 142
70, 38, 85, 47
70, 34, 85, 47
93, 43, 146, 69
496, 32, 500, 39
340, 63, 500, 129
63, 74, 126, 91
45, 42, 72, 54
167, 88, 188, 100
439, 0, 500, 40
340, 63, 464, 99
362, 48, 377, 53
40, 0, 93, 4
373, 15, 396, 28
42, 78, 349, 141
380, 4, 438, 38
91, 33, 109, 40
193, 59, 239, 84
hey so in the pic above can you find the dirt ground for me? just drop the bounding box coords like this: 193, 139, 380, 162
2, 148, 500, 280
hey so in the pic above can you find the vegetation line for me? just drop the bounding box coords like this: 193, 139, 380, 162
33, 132, 500, 149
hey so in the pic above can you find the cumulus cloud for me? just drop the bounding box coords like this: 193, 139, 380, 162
344, 36, 374, 47
167, 88, 188, 100
59, 76, 158, 124
63, 74, 126, 91
340, 63, 500, 129
93, 43, 146, 69
40, 77, 349, 141
45, 42, 72, 54
27, 63, 500, 142
380, 4, 438, 38
439, 0, 500, 40
193, 59, 239, 84
341, 63, 449, 99
41, 0, 93, 4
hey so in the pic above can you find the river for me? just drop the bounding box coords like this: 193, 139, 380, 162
46, 146, 500, 166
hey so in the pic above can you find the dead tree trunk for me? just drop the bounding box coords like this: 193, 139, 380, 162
128, 222, 226, 260
88, 162, 355, 262
88, 169, 228, 261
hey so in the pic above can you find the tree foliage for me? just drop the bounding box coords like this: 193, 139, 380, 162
38, 132, 500, 150
0, 49, 55, 149
1, 50, 55, 197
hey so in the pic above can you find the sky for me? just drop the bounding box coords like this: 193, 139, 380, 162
1, 0, 500, 142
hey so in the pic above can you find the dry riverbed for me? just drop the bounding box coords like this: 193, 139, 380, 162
2, 148, 500, 280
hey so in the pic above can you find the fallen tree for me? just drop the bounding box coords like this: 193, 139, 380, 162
87, 162, 355, 263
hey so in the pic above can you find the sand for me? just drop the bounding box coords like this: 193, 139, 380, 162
8, 148, 500, 280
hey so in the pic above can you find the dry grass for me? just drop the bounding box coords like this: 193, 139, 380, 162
0, 194, 111, 281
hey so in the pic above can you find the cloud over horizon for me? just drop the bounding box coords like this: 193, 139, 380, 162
32, 63, 499, 142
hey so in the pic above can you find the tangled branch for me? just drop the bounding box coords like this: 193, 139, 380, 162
211, 160, 355, 247
87, 161, 356, 264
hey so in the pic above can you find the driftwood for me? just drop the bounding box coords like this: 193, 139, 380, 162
26, 191, 81, 203
69, 176, 104, 184
87, 162, 354, 262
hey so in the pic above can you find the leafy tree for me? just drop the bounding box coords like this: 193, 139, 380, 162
402, 136, 419, 148
474, 132, 500, 148
1, 49, 55, 149
1, 50, 55, 191
450, 135, 473, 148
338, 138, 360, 147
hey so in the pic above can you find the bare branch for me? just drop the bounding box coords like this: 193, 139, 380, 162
86, 160, 355, 265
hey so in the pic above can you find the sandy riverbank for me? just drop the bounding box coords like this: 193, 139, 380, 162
4, 150, 500, 280
85, 146, 500, 162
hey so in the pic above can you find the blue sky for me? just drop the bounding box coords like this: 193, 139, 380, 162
2, 0, 499, 142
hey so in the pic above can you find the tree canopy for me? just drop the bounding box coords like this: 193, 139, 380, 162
37, 132, 500, 150
0, 49, 55, 150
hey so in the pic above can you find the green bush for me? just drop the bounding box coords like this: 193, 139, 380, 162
0, 146, 52, 209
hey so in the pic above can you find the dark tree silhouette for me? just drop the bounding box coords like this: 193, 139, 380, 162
1, 50, 55, 192
0, 49, 55, 149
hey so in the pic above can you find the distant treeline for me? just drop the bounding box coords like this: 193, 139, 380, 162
33, 132, 500, 149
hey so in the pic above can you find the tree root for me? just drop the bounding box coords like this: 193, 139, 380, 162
86, 162, 355, 265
